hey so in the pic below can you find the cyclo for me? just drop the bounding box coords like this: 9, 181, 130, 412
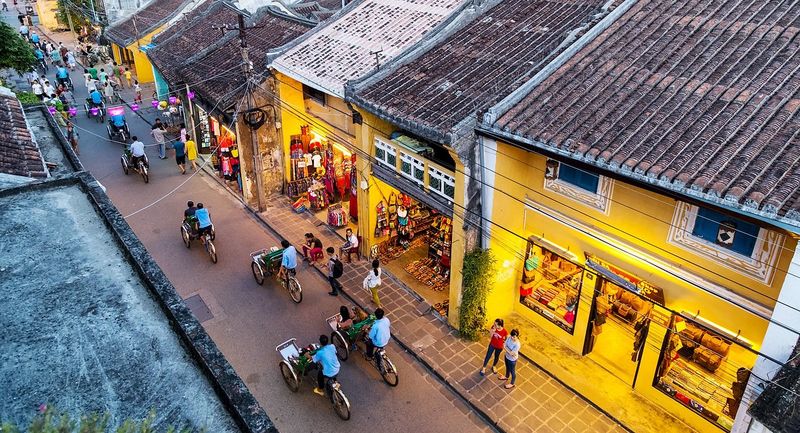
106, 106, 130, 142
181, 216, 217, 263
327, 308, 398, 386
276, 338, 351, 420
250, 247, 303, 303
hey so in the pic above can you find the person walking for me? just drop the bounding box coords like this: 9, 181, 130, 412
2, 0, 8, 12
498, 329, 521, 389
363, 259, 382, 308
65, 121, 79, 155
133, 80, 142, 103
124, 67, 133, 88
151, 118, 167, 159
172, 136, 187, 174
326, 247, 343, 296
480, 318, 508, 376
31, 79, 44, 100
103, 81, 115, 103
66, 51, 76, 71
185, 134, 198, 172
19, 23, 28, 40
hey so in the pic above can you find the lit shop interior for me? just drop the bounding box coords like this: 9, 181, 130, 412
195, 109, 243, 196
285, 125, 358, 235
506, 224, 764, 432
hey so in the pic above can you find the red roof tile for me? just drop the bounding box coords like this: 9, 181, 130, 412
492, 0, 800, 225
0, 93, 46, 178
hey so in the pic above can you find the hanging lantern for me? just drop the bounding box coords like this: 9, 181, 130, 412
68, 106, 77, 117
48, 105, 57, 114
168, 96, 177, 105
187, 91, 195, 100
130, 103, 139, 111
90, 107, 99, 116
151, 100, 159, 108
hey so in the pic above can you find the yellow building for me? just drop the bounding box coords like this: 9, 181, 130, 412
35, 0, 62, 31
104, 0, 191, 84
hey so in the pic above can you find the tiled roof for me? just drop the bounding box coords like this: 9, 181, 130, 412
0, 90, 46, 179
106, 0, 192, 46
348, 0, 617, 144
489, 0, 800, 227
148, 1, 241, 85
289, 0, 342, 22
272, 0, 468, 98
150, 0, 219, 45
179, 10, 310, 109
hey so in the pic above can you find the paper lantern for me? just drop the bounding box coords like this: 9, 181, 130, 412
187, 91, 195, 100
168, 96, 177, 105
107, 106, 125, 117
68, 107, 77, 117
47, 105, 57, 114
130, 103, 139, 111
151, 100, 159, 108
90, 107, 99, 116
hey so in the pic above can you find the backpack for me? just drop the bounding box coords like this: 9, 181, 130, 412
332, 258, 344, 278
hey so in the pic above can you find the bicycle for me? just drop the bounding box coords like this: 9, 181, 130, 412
276, 338, 351, 420
250, 248, 303, 303
326, 312, 398, 386
181, 221, 217, 263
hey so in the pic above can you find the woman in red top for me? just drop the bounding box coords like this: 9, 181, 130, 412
480, 318, 508, 376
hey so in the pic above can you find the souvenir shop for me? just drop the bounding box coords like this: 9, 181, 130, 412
513, 236, 761, 432
370, 177, 453, 313
285, 125, 358, 235
207, 116, 242, 196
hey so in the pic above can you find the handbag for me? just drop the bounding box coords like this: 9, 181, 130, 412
700, 333, 731, 356
387, 192, 397, 214
693, 347, 723, 372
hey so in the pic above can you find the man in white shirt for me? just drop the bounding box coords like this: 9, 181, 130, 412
129, 136, 147, 168
31, 80, 44, 100
340, 228, 359, 262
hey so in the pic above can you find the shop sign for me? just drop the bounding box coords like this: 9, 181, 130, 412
585, 254, 665, 305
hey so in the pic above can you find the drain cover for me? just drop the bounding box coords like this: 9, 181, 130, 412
185, 294, 213, 323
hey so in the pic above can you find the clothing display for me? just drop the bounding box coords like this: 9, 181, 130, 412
327, 203, 347, 227
518, 241, 583, 333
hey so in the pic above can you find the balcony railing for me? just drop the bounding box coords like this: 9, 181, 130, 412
374, 136, 455, 201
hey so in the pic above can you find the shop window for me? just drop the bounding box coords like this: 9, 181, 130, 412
691, 207, 759, 257
429, 166, 455, 200
667, 202, 782, 284
518, 239, 583, 334
543, 159, 613, 213
374, 137, 397, 169
655, 315, 756, 432
400, 151, 424, 187
302, 84, 326, 107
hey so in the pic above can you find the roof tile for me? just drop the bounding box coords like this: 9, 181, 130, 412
0, 93, 46, 179
106, 0, 191, 46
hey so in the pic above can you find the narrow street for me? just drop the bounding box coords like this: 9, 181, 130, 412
3, 9, 493, 433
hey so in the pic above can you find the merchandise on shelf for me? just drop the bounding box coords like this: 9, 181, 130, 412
328, 203, 347, 227
404, 257, 449, 292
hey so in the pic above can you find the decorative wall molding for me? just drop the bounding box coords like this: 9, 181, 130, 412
543, 173, 613, 215
667, 202, 784, 285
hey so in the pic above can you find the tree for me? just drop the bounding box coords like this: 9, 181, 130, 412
0, 22, 36, 74
458, 248, 497, 340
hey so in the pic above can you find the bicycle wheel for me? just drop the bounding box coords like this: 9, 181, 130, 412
331, 331, 349, 361
331, 388, 351, 421
140, 163, 148, 183
379, 354, 399, 387
181, 226, 190, 248
288, 278, 303, 303
279, 361, 299, 392
120, 156, 128, 175
207, 239, 218, 263
251, 261, 265, 285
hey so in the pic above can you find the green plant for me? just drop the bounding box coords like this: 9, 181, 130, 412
459, 248, 496, 340
15, 91, 40, 104
0, 407, 203, 433
0, 22, 36, 74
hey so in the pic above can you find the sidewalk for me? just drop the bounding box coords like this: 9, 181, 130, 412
250, 194, 628, 433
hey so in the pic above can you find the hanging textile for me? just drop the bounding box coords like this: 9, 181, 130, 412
349, 154, 358, 219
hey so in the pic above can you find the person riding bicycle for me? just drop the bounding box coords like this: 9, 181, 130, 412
109, 111, 126, 133
277, 239, 298, 281
309, 334, 340, 396
194, 203, 213, 241
55, 66, 70, 88
88, 88, 103, 108
365, 308, 390, 360
49, 48, 61, 67
128, 135, 146, 169
184, 200, 198, 232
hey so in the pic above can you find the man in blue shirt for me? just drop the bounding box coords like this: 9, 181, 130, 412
366, 308, 390, 359
49, 49, 61, 66
30, 31, 38, 45
110, 112, 126, 132
279, 239, 297, 280
194, 203, 213, 239
310, 334, 340, 396
55, 66, 70, 87
88, 89, 103, 107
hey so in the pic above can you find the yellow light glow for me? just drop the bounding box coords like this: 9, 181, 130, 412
503, 260, 512, 269
333, 142, 352, 156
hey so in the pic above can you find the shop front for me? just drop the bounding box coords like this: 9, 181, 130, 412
188, 104, 243, 197
502, 204, 766, 433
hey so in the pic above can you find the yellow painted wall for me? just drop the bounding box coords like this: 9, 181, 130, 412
114, 26, 164, 84
36, 0, 61, 31
481, 139, 789, 432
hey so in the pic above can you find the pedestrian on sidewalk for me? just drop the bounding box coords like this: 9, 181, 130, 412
480, 318, 508, 376
151, 118, 167, 159
498, 329, 521, 389
103, 81, 115, 103
173, 138, 187, 174
185, 134, 198, 172
302, 232, 324, 263
363, 259, 382, 308
133, 80, 142, 103
326, 247, 344, 296
31, 79, 44, 100
66, 51, 76, 71
65, 121, 79, 155
98, 68, 108, 84
124, 67, 133, 88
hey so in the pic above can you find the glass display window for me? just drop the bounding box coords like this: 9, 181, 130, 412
654, 315, 756, 432
519, 239, 584, 333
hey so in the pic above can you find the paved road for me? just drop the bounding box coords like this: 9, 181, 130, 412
8, 11, 493, 433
